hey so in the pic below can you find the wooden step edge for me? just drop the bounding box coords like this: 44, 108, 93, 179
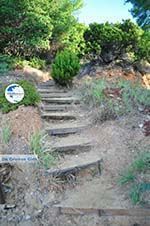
41, 98, 80, 104
52, 142, 92, 153
42, 106, 72, 112
41, 113, 76, 120
46, 159, 102, 177
41, 104, 80, 111
38, 81, 55, 86
46, 126, 86, 136
53, 207, 150, 217
40, 96, 72, 99
37, 89, 68, 93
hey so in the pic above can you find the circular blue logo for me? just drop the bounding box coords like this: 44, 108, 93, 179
5, 84, 24, 104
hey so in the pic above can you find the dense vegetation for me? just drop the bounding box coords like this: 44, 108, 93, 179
83, 20, 149, 63
0, 0, 83, 60
0, 0, 149, 83
0, 0, 150, 84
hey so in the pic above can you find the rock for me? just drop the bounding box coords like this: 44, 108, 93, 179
135, 61, 150, 75
23, 66, 51, 84
124, 65, 135, 75
143, 74, 150, 89
78, 63, 95, 78
24, 215, 31, 221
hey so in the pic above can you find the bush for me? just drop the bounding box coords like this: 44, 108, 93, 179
135, 31, 150, 62
13, 57, 46, 70
28, 57, 46, 70
52, 49, 80, 86
83, 20, 143, 63
0, 80, 40, 113
0, 54, 14, 75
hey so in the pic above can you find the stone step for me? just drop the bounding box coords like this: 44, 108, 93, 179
41, 104, 72, 112
46, 124, 87, 136
41, 112, 76, 120
41, 97, 80, 104
51, 136, 92, 153
46, 152, 101, 177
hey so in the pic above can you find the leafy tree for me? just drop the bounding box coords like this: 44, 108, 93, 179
0, 0, 83, 58
125, 0, 150, 29
62, 23, 86, 56
0, 0, 53, 56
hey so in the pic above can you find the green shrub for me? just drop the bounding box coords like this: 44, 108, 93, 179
135, 31, 150, 62
83, 20, 143, 63
0, 80, 40, 113
52, 49, 80, 86
0, 0, 83, 58
13, 57, 46, 70
0, 54, 14, 75
28, 57, 46, 70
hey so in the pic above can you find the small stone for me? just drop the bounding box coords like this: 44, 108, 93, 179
139, 124, 143, 128
24, 215, 31, 221
138, 107, 144, 112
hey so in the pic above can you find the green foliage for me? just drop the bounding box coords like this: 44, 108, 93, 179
0, 80, 40, 113
0, 0, 53, 57
30, 131, 56, 169
79, 79, 107, 106
62, 23, 86, 56
119, 152, 150, 205
28, 57, 46, 69
125, 0, 150, 29
118, 80, 150, 108
0, 54, 14, 75
13, 57, 46, 70
84, 20, 143, 63
135, 31, 150, 61
1, 124, 12, 144
52, 49, 80, 86
119, 171, 135, 185
0, 0, 83, 58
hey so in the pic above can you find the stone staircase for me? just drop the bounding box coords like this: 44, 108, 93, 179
38, 80, 102, 177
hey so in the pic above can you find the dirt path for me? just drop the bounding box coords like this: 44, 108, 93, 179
0, 80, 150, 226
